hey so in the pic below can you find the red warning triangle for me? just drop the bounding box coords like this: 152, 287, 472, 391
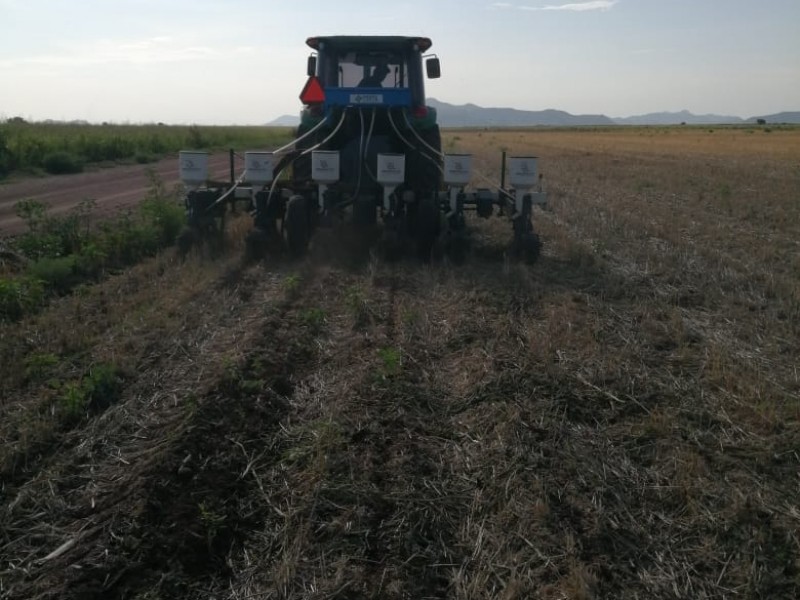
299, 76, 325, 104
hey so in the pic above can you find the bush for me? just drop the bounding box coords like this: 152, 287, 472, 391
75, 242, 107, 277
97, 217, 159, 265
138, 169, 185, 245
0, 129, 12, 177
0, 277, 44, 321
42, 151, 84, 175
14, 199, 93, 260
140, 197, 185, 246
27, 256, 79, 294
135, 152, 158, 164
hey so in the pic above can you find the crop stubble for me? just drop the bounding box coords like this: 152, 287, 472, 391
1, 127, 798, 599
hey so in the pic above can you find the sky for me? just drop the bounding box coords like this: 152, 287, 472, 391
1, 0, 798, 124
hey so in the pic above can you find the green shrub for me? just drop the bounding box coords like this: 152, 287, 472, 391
14, 198, 48, 231
75, 242, 107, 277
135, 152, 158, 164
83, 363, 123, 412
136, 170, 185, 245
0, 129, 12, 177
5, 172, 183, 317
300, 307, 326, 330
140, 197, 184, 246
58, 363, 123, 425
27, 256, 79, 294
98, 218, 160, 265
14, 199, 93, 259
60, 382, 87, 425
43, 151, 84, 174
14, 231, 64, 260
0, 277, 44, 321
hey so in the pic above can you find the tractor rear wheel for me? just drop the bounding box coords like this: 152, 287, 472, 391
284, 195, 310, 257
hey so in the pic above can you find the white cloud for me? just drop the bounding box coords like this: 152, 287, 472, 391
499, 1, 618, 11
0, 36, 256, 69
541, 1, 618, 10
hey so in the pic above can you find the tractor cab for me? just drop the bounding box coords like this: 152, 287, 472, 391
303, 36, 440, 114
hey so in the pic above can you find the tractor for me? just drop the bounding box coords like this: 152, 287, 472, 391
178, 36, 546, 262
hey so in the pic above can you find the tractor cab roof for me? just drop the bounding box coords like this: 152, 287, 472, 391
306, 36, 432, 53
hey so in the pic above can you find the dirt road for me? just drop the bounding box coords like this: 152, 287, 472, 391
0, 154, 235, 236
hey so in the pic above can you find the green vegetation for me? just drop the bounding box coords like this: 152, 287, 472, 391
378, 346, 403, 377
58, 363, 123, 425
300, 307, 326, 330
0, 120, 292, 178
42, 150, 85, 175
0, 276, 44, 321
345, 284, 371, 328
0, 172, 185, 322
22, 352, 59, 382
282, 273, 302, 298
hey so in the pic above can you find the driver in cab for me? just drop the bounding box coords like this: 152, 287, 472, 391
358, 63, 390, 87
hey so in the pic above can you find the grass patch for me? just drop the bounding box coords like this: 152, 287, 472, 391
378, 346, 403, 377
1, 171, 186, 321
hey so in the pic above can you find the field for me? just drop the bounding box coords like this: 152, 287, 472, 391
1, 126, 799, 599
0, 121, 291, 177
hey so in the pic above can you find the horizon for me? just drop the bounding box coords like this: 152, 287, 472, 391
2, 1, 799, 125
5, 101, 794, 128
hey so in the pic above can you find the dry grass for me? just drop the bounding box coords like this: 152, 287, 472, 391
1, 126, 799, 599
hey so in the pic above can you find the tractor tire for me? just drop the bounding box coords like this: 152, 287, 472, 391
284, 195, 310, 257
414, 195, 440, 261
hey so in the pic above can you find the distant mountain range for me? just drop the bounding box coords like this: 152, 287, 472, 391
426, 99, 615, 127
267, 100, 800, 128
612, 109, 800, 126
267, 114, 302, 127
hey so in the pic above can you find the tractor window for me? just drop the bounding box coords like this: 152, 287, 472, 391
335, 51, 407, 88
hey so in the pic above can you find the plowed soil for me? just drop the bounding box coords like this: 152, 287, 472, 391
1, 127, 799, 599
